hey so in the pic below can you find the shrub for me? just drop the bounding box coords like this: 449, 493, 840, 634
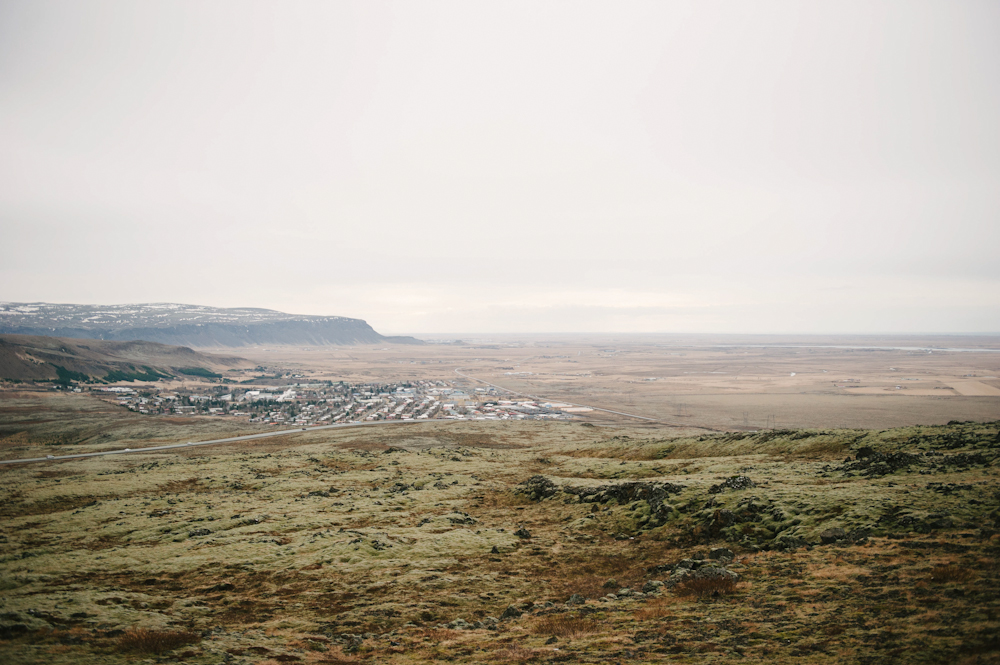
53, 365, 90, 384
673, 575, 737, 598
103, 366, 171, 382
115, 627, 199, 654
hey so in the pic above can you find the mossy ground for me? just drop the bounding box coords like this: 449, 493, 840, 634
1, 392, 998, 664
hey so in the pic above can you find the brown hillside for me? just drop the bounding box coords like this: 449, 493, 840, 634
0, 334, 249, 382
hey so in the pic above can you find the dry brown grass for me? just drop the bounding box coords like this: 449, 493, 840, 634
634, 595, 681, 620
545, 543, 680, 599
529, 613, 601, 638
115, 627, 199, 654
33, 468, 77, 479
929, 564, 974, 583
0, 493, 106, 519
415, 627, 462, 642
473, 489, 532, 510
492, 642, 543, 662
157, 477, 212, 494
810, 562, 870, 581
312, 654, 361, 665
673, 576, 738, 598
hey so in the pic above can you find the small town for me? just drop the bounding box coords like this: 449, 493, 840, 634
91, 380, 591, 426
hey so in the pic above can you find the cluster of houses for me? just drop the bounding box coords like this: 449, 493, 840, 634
96, 379, 590, 426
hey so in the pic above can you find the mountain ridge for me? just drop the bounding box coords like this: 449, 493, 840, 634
0, 302, 423, 347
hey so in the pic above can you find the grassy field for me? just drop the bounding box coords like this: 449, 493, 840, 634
0, 390, 267, 456
1, 391, 999, 664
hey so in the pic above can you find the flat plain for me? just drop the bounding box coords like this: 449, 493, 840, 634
219, 334, 1000, 430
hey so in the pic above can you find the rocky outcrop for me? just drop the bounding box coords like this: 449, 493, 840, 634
835, 451, 923, 477
709, 476, 757, 493
517, 476, 685, 530
563, 480, 686, 507
645, 550, 741, 589
828, 450, 995, 478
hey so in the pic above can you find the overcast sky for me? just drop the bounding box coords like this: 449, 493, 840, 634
1, 1, 998, 334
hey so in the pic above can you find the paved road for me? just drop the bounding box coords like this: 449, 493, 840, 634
453, 367, 666, 423
0, 419, 427, 467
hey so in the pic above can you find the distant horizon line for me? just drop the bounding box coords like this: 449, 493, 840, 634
389, 331, 1000, 338
3, 301, 998, 338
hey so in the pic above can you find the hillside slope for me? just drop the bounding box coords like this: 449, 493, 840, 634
0, 414, 997, 664
0, 302, 423, 347
0, 334, 249, 382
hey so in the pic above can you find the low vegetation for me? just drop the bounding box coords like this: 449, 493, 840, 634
0, 394, 997, 663
115, 627, 200, 654
176, 367, 222, 379
672, 575, 737, 598
102, 366, 173, 383
530, 614, 601, 638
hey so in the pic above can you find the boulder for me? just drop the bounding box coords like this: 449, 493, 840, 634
820, 528, 847, 544
447, 512, 477, 525
709, 547, 734, 561
710, 509, 737, 529
517, 476, 559, 500
500, 605, 522, 620
847, 528, 871, 543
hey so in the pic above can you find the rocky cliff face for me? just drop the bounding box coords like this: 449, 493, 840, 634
0, 303, 422, 347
